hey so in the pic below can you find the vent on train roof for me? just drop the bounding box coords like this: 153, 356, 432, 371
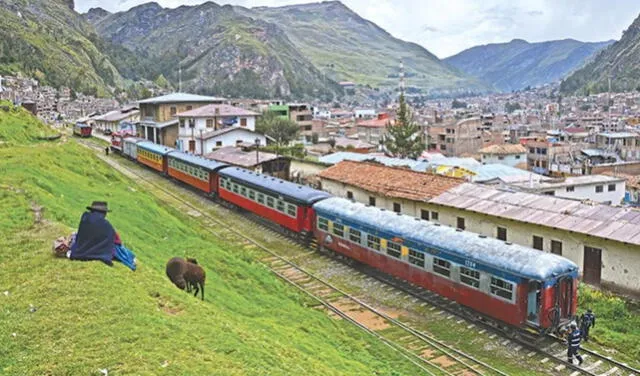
505, 242, 513, 245
479, 235, 487, 238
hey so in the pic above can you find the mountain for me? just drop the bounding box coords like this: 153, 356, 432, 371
0, 0, 125, 96
445, 38, 614, 92
88, 2, 343, 99
237, 1, 486, 94
561, 14, 640, 94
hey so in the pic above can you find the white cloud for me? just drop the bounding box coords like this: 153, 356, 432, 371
76, 0, 640, 58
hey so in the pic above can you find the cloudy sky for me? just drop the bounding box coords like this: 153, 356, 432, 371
75, 0, 640, 58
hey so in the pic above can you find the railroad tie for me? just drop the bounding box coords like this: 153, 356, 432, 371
455, 319, 464, 324
488, 334, 496, 339
526, 351, 537, 357
501, 339, 510, 346
584, 360, 603, 372
466, 324, 475, 329
569, 372, 581, 376
478, 329, 486, 335
554, 365, 566, 372
597, 367, 619, 376
514, 345, 522, 351
540, 357, 549, 363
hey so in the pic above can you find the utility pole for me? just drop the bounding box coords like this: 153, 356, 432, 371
179, 65, 183, 93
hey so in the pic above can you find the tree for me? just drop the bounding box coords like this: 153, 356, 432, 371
154, 74, 170, 89
256, 111, 299, 146
451, 99, 467, 109
383, 93, 424, 159
504, 102, 522, 113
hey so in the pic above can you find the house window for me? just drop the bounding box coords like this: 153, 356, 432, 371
433, 258, 451, 278
408, 249, 425, 268
457, 217, 465, 230
236, 140, 243, 146
595, 185, 603, 193
533, 235, 543, 251
431, 211, 439, 221
240, 118, 247, 127
497, 227, 507, 241
515, 155, 521, 159
498, 156, 505, 160
490, 277, 514, 301
608, 184, 616, 192
566, 186, 575, 192
420, 209, 429, 221
170, 106, 177, 116
551, 240, 562, 255
180, 119, 185, 128
347, 191, 353, 200
186, 106, 193, 111
367, 234, 381, 251
216, 141, 222, 147
369, 196, 376, 206
206, 119, 214, 128
460, 267, 480, 288
393, 203, 401, 213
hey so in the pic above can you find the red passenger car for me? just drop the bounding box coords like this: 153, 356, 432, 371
167, 151, 228, 194
217, 167, 331, 235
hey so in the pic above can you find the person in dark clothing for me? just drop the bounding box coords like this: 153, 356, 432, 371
105, 147, 110, 156
567, 322, 584, 365
580, 309, 596, 342
69, 201, 116, 266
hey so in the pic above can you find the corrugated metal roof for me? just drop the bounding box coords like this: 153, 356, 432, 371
430, 183, 640, 246
168, 151, 229, 171
136, 141, 174, 155
313, 197, 578, 280
138, 93, 226, 104
219, 167, 331, 204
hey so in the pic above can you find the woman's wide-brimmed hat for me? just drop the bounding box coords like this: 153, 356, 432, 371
86, 201, 111, 213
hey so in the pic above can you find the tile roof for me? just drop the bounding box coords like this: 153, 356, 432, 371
176, 104, 259, 117
318, 160, 464, 201
429, 183, 640, 246
478, 144, 527, 155
138, 92, 226, 104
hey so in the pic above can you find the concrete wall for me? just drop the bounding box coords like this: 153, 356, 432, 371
550, 181, 625, 204
481, 153, 526, 167
320, 178, 640, 293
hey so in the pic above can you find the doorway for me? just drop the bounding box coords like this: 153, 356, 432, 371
583, 246, 602, 285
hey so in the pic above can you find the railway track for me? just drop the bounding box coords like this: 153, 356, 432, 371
79, 140, 506, 376
79, 139, 639, 375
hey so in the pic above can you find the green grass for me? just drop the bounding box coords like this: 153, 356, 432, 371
578, 284, 640, 365
0, 129, 425, 373
0, 101, 59, 146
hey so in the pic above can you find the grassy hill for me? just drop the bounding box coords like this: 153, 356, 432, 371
0, 101, 59, 145
561, 14, 640, 95
445, 38, 613, 92
0, 113, 423, 374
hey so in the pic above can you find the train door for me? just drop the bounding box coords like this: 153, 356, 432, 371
583, 246, 602, 285
526, 281, 541, 325
555, 277, 574, 322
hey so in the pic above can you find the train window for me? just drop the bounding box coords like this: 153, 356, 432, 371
257, 193, 265, 204
286, 204, 297, 217
333, 223, 345, 238
490, 277, 514, 301
460, 267, 480, 288
348, 228, 361, 243
276, 200, 285, 212
232, 184, 239, 194
248, 190, 256, 200
240, 187, 247, 197
318, 217, 329, 231
433, 258, 451, 278
266, 197, 275, 208
386, 241, 401, 259
408, 249, 425, 268
367, 235, 381, 251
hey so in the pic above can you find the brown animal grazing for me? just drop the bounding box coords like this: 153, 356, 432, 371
165, 257, 206, 301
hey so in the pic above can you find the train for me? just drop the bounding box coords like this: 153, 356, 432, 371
73, 123, 92, 138
112, 137, 579, 334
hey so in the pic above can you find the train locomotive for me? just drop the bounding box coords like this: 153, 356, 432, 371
111, 137, 579, 334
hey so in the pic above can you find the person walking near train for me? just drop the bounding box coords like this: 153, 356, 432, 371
580, 309, 596, 342
567, 322, 584, 365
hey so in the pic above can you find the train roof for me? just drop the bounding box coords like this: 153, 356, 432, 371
74, 123, 91, 128
122, 137, 145, 144
136, 141, 175, 155
314, 197, 578, 281
168, 151, 229, 171
219, 167, 331, 205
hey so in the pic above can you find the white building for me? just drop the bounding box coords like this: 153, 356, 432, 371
509, 175, 626, 204
479, 144, 527, 167
354, 108, 376, 119
176, 104, 263, 154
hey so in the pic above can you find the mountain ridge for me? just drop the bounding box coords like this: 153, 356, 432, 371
561, 13, 640, 94
445, 38, 614, 92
